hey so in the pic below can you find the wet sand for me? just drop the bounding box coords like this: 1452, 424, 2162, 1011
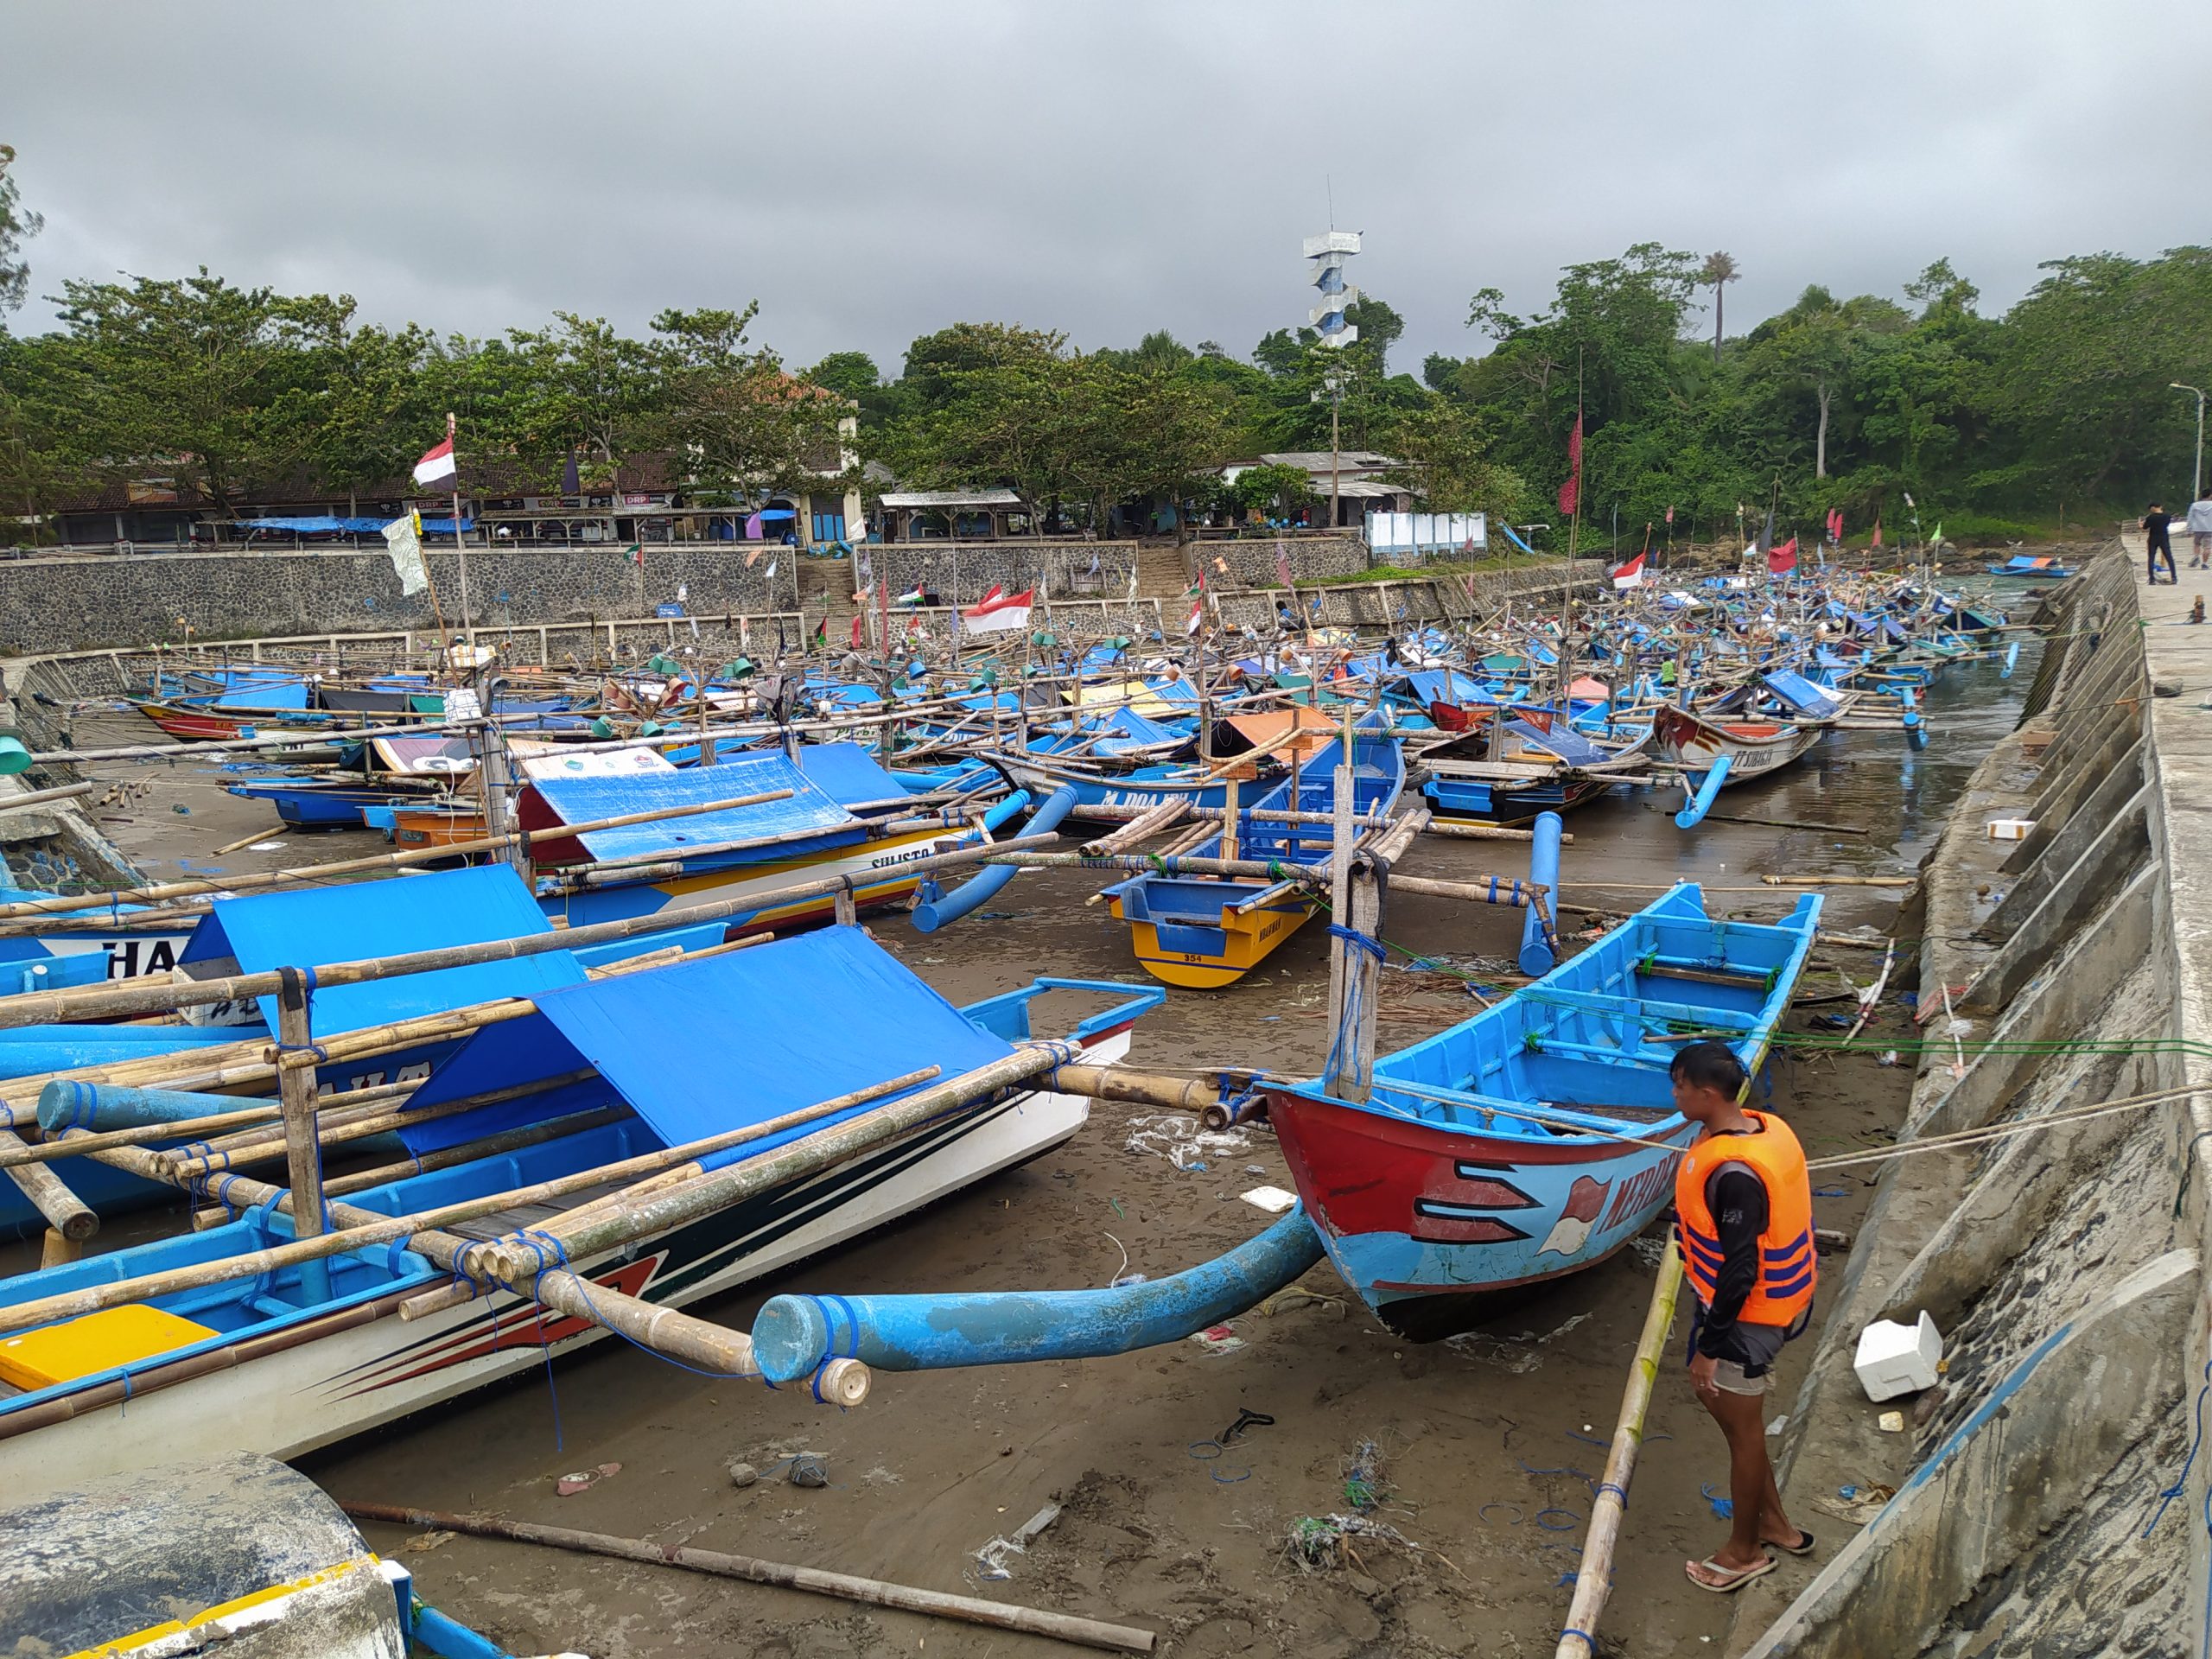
42, 637, 2032, 1656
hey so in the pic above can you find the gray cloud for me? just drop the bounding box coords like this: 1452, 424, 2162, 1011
4, 0, 2207, 376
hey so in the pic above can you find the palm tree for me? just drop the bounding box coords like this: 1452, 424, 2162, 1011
1699, 251, 1739, 365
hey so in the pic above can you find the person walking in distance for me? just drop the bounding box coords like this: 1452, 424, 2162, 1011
2186, 489, 2212, 570
2145, 502, 2177, 584
1670, 1041, 1817, 1592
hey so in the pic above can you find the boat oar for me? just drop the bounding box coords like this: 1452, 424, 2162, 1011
337, 1504, 1157, 1655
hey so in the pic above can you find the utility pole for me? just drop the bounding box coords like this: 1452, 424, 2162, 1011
2174, 383, 2207, 503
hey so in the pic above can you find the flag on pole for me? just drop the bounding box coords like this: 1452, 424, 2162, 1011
1186, 594, 1205, 634
745, 544, 764, 568
960, 588, 1033, 634
1929, 521, 1942, 546
1664, 505, 1675, 526
1758, 504, 1776, 552
625, 543, 643, 568
1275, 537, 1294, 590
1767, 536, 1799, 575
1611, 551, 1647, 589
562, 447, 580, 497
1871, 518, 1884, 549
412, 438, 456, 487
893, 583, 925, 606
850, 615, 865, 650
1557, 416, 1583, 517
380, 512, 429, 596
1827, 507, 1845, 544
811, 617, 828, 646
765, 559, 778, 582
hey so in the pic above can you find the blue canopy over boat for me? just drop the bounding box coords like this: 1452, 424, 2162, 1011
1761, 670, 1847, 721
177, 865, 588, 1036
525, 750, 864, 865
396, 925, 1015, 1168
796, 741, 912, 807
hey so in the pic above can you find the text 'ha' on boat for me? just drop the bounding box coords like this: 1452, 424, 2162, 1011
1097, 732, 1403, 988
1261, 881, 1819, 1338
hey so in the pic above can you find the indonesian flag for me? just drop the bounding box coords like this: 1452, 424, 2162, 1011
1827, 507, 1845, 543
1611, 551, 1646, 589
412, 438, 456, 487
1767, 536, 1799, 575
961, 587, 1033, 634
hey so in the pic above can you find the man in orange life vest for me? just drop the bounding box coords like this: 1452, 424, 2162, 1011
1669, 1041, 1817, 1593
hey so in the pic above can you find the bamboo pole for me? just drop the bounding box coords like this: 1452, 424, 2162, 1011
272, 969, 332, 1301
0, 1076, 423, 1166
0, 830, 1065, 1032
457, 1048, 1063, 1286
338, 1504, 1158, 1655
0, 1065, 944, 1338
0, 786, 798, 926
0, 780, 99, 812
1426, 818, 1574, 844
321, 1106, 632, 1198
1554, 1241, 1684, 1659
0, 1128, 97, 1241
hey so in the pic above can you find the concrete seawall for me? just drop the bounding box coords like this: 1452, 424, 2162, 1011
1731, 540, 2208, 1656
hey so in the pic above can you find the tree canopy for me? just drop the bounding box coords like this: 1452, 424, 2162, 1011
0, 142, 2202, 550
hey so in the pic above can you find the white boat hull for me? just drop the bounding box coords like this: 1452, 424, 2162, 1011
0, 1034, 1122, 1499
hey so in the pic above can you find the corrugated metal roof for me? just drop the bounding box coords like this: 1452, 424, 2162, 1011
879, 489, 1023, 509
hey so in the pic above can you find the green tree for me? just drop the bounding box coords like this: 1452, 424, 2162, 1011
0, 144, 42, 315
1697, 251, 1739, 365
503, 312, 665, 487
1229, 460, 1317, 518
47, 269, 340, 512
654, 305, 849, 505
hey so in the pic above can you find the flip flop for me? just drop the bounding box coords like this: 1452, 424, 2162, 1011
1686, 1553, 1776, 1593
1775, 1529, 1816, 1556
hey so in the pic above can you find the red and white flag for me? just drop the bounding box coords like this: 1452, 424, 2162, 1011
1186, 594, 1205, 634
960, 587, 1033, 635
412, 438, 456, 487
1611, 551, 1646, 589
1767, 536, 1799, 575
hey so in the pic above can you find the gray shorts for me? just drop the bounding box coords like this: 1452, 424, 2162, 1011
1711, 1320, 1790, 1396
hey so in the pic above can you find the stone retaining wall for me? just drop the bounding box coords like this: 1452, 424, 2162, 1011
1730, 545, 2202, 1657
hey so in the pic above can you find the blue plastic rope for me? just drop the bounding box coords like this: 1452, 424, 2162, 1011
2143, 1360, 2212, 1537
1326, 924, 1387, 964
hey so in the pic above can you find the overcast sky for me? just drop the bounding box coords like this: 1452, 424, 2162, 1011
4, 0, 2207, 380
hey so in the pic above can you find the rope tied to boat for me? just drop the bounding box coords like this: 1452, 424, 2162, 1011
1326, 924, 1388, 965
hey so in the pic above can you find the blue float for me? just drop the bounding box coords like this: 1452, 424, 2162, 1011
1673, 754, 1734, 830
748, 1205, 1323, 1382
912, 785, 1077, 932
1517, 810, 1565, 976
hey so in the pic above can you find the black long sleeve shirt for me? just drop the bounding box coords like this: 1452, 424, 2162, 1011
1695, 1164, 1770, 1359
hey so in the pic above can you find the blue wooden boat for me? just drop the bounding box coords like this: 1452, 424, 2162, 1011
225, 778, 429, 829
1099, 734, 1404, 988
1986, 554, 2073, 580
1262, 882, 1819, 1338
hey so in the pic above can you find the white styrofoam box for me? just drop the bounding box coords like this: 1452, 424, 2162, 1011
1985, 818, 2037, 842
1854, 1311, 1943, 1402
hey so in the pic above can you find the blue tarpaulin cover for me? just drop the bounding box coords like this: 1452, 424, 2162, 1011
528, 751, 864, 866
396, 925, 1015, 1166
178, 865, 586, 1035
1406, 668, 1495, 707
797, 741, 910, 808
1761, 671, 1846, 720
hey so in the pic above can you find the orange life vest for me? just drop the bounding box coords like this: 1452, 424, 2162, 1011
1673, 1109, 1815, 1325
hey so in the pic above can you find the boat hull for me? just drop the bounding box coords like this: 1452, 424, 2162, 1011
0, 1033, 1123, 1498
1266, 1085, 1694, 1338
1103, 887, 1318, 988
1651, 706, 1822, 783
